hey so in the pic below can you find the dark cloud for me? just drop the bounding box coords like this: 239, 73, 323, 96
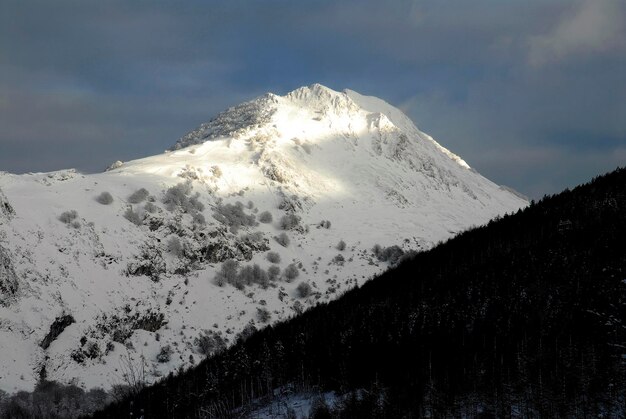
0, 0, 624, 198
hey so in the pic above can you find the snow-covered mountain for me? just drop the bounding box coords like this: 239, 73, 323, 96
0, 84, 527, 393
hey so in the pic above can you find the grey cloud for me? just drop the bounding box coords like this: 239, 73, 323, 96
0, 0, 623, 199
528, 0, 626, 67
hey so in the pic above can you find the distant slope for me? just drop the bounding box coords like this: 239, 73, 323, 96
0, 84, 525, 393
93, 167, 626, 418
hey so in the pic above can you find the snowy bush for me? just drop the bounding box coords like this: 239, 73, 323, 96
128, 188, 150, 204
256, 307, 271, 323
258, 211, 273, 223
296, 282, 312, 298
336, 239, 346, 251
268, 265, 281, 281
274, 232, 290, 247
163, 182, 204, 213
96, 191, 113, 205
374, 244, 405, 265
163, 182, 191, 209
332, 254, 345, 265
247, 200, 254, 209
213, 202, 256, 232
156, 345, 172, 363
238, 265, 255, 289
123, 207, 143, 226
279, 213, 301, 230
58, 210, 78, 224
219, 263, 271, 290
284, 263, 299, 281
215, 260, 277, 290
252, 264, 269, 288
266, 251, 281, 263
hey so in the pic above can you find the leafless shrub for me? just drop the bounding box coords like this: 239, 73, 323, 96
163, 182, 204, 213
274, 232, 290, 247
284, 263, 299, 281
266, 251, 281, 263
96, 191, 114, 205
59, 210, 78, 224
128, 188, 150, 204
123, 207, 143, 226
144, 202, 158, 213
374, 244, 405, 265
268, 265, 281, 281
296, 282, 312, 298
280, 213, 301, 230
257, 307, 271, 323
214, 259, 239, 287
156, 345, 172, 363
259, 211, 273, 223
319, 220, 332, 229
213, 201, 256, 232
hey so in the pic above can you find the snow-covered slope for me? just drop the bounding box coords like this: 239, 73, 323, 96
0, 84, 527, 393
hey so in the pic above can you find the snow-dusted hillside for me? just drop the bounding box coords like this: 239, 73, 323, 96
0, 84, 527, 393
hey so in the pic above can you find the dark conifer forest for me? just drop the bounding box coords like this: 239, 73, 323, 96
93, 167, 626, 418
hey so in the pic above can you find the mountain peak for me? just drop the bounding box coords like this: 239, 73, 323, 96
166, 84, 477, 180
285, 83, 342, 102
0, 84, 527, 394
170, 84, 362, 151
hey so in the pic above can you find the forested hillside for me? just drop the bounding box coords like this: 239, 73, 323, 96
93, 167, 626, 417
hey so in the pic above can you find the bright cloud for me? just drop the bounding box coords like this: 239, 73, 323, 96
528, 0, 625, 66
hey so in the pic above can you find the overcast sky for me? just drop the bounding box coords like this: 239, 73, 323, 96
1, 0, 624, 198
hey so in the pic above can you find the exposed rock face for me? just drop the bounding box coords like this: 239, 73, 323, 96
0, 188, 15, 219
0, 245, 18, 305
170, 93, 278, 150
40, 315, 75, 350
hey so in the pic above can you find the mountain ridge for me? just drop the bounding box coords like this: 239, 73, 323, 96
169, 83, 472, 172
